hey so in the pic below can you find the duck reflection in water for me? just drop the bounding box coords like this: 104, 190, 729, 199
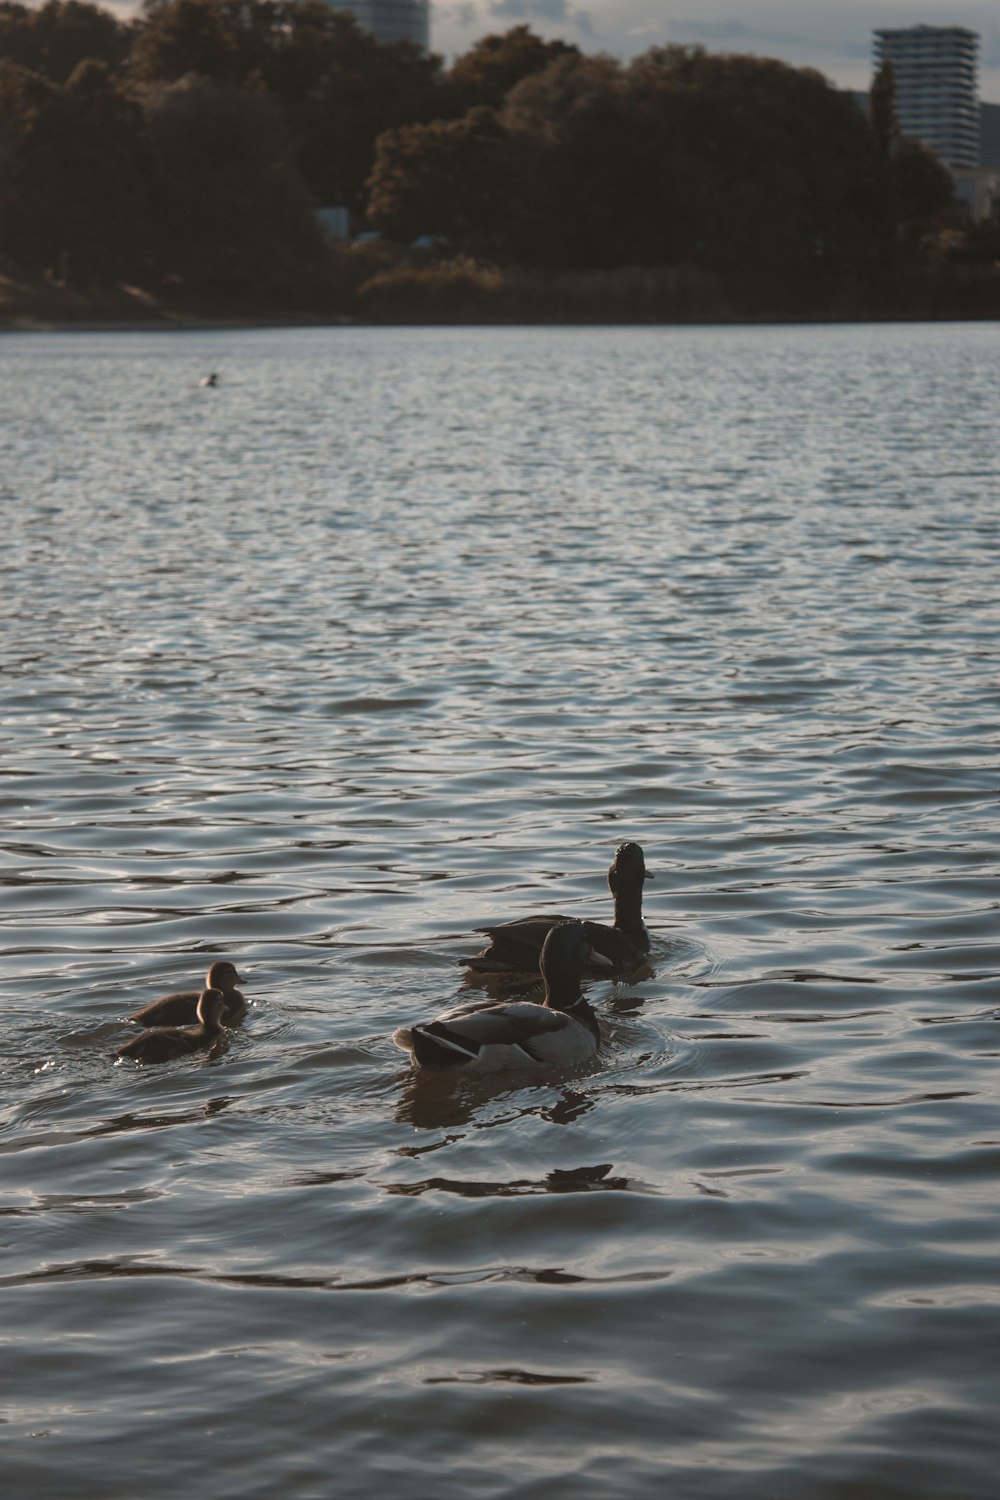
116, 989, 229, 1065
88, 1096, 232, 1135
384, 1162, 631, 1198
463, 842, 654, 983
394, 1072, 599, 1130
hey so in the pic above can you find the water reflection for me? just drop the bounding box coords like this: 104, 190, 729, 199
383, 1163, 633, 1198
539, 1089, 593, 1124
394, 1072, 603, 1129
425, 1369, 593, 1386
4, 1254, 648, 1294
3, 324, 999, 1500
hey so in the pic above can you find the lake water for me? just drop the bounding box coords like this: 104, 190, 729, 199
1, 322, 998, 1499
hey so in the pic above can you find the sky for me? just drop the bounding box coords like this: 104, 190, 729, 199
431, 0, 1000, 100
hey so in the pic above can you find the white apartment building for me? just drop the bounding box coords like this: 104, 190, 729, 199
873, 25, 980, 170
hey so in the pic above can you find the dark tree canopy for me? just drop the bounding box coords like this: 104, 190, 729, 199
0, 0, 132, 82
447, 24, 579, 109
130, 0, 445, 210
367, 106, 519, 251
891, 135, 957, 234
0, 56, 148, 280
0, 2, 975, 317
869, 58, 899, 159
290, 10, 445, 210
370, 44, 932, 308
139, 74, 324, 293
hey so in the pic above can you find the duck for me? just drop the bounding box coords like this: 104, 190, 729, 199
395, 921, 599, 1072
464, 842, 652, 977
116, 988, 228, 1065
126, 960, 248, 1028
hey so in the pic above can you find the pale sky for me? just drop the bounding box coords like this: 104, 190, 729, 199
431, 0, 1000, 100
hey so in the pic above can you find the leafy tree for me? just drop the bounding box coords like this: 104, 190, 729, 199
447, 24, 579, 110
130, 0, 348, 94
129, 0, 235, 83
0, 56, 148, 280
869, 57, 899, 160
0, 0, 132, 83
291, 16, 444, 212
0, 59, 52, 265
130, 0, 445, 214
628, 48, 886, 305
369, 42, 921, 311
501, 53, 654, 268
891, 135, 958, 235
367, 106, 516, 249
138, 74, 324, 295
866, 59, 958, 304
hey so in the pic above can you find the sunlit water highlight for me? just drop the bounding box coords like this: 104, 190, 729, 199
2, 322, 999, 1498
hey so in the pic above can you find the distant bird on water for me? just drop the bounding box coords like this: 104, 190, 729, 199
126, 960, 247, 1029
395, 921, 600, 1073
200, 371, 219, 387
464, 842, 653, 978
117, 988, 228, 1065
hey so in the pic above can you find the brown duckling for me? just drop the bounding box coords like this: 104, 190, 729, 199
464, 842, 653, 978
126, 960, 247, 1028
117, 988, 228, 1065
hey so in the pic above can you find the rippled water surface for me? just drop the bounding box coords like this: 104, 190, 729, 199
2, 322, 999, 1498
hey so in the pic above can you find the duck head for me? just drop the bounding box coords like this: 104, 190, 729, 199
607, 842, 651, 937
608, 842, 650, 893
196, 988, 228, 1031
540, 921, 591, 1011
205, 960, 242, 993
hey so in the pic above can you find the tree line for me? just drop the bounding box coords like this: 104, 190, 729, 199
1, 1, 996, 320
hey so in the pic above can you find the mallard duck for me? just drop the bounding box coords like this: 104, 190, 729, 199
465, 842, 652, 977
126, 960, 247, 1028
395, 921, 599, 1072
116, 988, 228, 1065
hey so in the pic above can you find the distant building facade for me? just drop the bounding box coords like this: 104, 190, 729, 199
326, 0, 429, 49
980, 101, 1000, 170
873, 25, 980, 171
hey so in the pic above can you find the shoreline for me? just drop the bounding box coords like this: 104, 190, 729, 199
4, 268, 1000, 332
0, 315, 358, 334
4, 309, 999, 333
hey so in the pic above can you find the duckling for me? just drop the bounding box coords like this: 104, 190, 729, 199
126, 960, 247, 1028
465, 842, 652, 977
396, 921, 599, 1072
117, 988, 228, 1065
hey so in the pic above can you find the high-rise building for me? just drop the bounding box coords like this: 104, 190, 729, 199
873, 25, 979, 170
326, 0, 429, 50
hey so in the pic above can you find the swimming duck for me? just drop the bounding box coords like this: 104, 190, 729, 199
126, 960, 247, 1028
465, 843, 652, 977
395, 921, 599, 1072
117, 988, 228, 1065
